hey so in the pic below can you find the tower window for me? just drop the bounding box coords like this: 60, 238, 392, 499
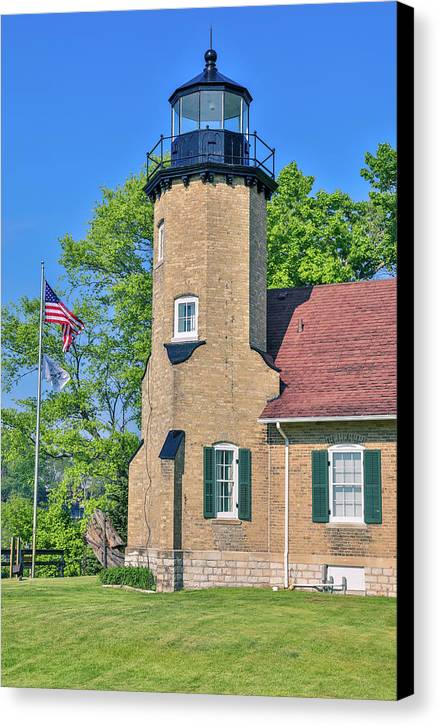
173, 296, 198, 341
157, 220, 164, 264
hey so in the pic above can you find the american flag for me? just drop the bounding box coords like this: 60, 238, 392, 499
45, 281, 85, 352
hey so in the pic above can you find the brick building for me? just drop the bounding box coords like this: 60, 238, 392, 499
126, 48, 397, 596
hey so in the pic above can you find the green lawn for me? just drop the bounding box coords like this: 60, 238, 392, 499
1, 576, 396, 699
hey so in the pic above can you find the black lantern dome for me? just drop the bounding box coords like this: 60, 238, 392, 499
169, 48, 252, 128
145, 47, 276, 200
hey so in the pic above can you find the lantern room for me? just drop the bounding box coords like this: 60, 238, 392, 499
144, 46, 276, 200
168, 48, 251, 168
170, 50, 250, 137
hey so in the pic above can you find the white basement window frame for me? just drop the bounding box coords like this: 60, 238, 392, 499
328, 444, 365, 524
172, 295, 199, 341
214, 442, 239, 519
157, 220, 165, 264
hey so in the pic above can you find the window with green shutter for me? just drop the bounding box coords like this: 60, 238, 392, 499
203, 447, 216, 518
238, 448, 252, 521
364, 450, 382, 524
203, 444, 251, 521
312, 450, 329, 523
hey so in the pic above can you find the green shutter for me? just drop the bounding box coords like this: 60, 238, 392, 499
203, 447, 216, 518
238, 448, 252, 521
364, 450, 382, 524
312, 450, 329, 523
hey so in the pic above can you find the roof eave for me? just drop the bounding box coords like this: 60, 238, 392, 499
257, 414, 397, 424
169, 82, 252, 106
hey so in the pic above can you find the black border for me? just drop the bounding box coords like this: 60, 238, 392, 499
396, 1, 414, 700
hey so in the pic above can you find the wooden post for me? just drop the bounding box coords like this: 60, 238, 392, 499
9, 537, 14, 579
103, 516, 107, 569
16, 537, 21, 579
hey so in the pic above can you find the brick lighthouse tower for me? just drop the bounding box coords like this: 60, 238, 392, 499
126, 46, 280, 591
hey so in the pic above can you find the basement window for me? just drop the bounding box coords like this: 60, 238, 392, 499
173, 296, 198, 341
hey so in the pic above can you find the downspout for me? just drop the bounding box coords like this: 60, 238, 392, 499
276, 422, 289, 589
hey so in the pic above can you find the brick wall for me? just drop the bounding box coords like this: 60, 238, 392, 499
266, 421, 397, 563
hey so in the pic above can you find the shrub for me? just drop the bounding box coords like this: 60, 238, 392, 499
99, 565, 155, 590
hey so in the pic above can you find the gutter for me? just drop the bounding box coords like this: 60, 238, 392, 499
259, 414, 396, 424
276, 422, 289, 589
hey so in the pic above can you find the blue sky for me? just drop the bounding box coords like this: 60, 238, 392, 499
2, 1, 396, 400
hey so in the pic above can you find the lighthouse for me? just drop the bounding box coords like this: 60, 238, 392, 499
126, 46, 280, 591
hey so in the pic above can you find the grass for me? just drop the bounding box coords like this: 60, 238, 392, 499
1, 576, 396, 699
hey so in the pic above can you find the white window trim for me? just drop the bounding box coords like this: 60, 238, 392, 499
328, 444, 365, 524
214, 442, 239, 519
157, 220, 164, 264
172, 295, 199, 342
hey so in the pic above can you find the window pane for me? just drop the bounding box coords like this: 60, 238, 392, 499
333, 453, 345, 483
177, 303, 186, 332
224, 92, 241, 132
333, 486, 345, 517
333, 484, 362, 518
172, 102, 180, 136
181, 93, 199, 133
352, 453, 362, 483
344, 486, 354, 517
333, 452, 363, 485
177, 301, 196, 333
200, 91, 222, 129
242, 102, 249, 135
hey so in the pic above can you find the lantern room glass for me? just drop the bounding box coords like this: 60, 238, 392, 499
200, 91, 222, 129
224, 92, 241, 132
171, 91, 249, 136
180, 93, 199, 133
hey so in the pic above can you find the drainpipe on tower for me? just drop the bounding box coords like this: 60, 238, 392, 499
276, 422, 289, 589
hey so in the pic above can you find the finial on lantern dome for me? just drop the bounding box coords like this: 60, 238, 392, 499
204, 48, 217, 68
204, 27, 217, 69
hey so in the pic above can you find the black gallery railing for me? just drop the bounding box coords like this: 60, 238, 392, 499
146, 131, 276, 181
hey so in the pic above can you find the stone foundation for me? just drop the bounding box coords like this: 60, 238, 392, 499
125, 548, 284, 591
125, 548, 396, 596
364, 566, 397, 597
291, 562, 397, 596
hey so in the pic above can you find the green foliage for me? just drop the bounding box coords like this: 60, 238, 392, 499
99, 565, 155, 590
1, 495, 34, 546
2, 169, 154, 542
0, 489, 92, 576
35, 483, 87, 576
267, 143, 397, 287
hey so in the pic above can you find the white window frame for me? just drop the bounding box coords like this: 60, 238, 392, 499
328, 444, 365, 524
157, 220, 164, 264
172, 295, 198, 342
214, 442, 239, 519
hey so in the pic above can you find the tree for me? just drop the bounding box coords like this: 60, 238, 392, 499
1, 496, 34, 547
2, 170, 154, 540
267, 143, 397, 287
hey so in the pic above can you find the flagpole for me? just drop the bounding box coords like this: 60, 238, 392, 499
31, 260, 45, 579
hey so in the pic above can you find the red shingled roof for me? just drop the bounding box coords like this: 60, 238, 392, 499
260, 279, 397, 419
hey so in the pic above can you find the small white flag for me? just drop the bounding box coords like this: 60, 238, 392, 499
42, 354, 70, 392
